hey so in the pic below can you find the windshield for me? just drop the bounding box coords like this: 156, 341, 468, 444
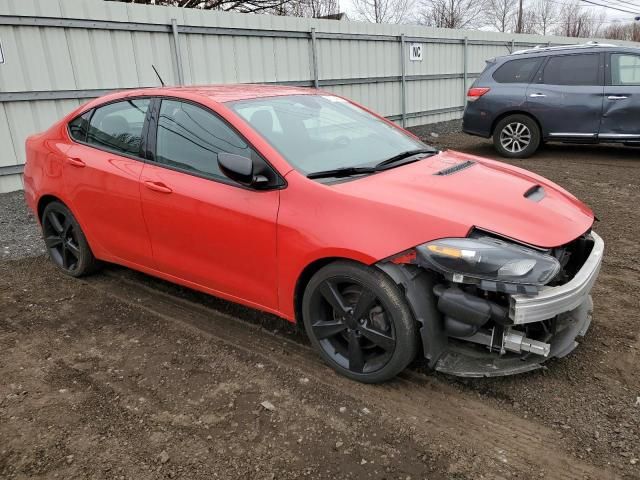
228, 94, 431, 175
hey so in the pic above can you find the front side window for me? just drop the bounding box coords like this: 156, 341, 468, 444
230, 95, 428, 175
611, 53, 640, 86
493, 58, 541, 84
87, 99, 150, 157
541, 54, 600, 86
155, 99, 256, 180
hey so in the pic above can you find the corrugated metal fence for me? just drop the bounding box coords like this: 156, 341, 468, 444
0, 0, 637, 192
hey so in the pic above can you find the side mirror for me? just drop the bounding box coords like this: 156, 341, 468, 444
217, 153, 269, 188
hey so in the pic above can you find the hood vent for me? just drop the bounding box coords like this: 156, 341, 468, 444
524, 184, 546, 202
434, 160, 476, 176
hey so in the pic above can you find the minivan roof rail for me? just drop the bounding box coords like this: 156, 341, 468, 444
511, 41, 618, 55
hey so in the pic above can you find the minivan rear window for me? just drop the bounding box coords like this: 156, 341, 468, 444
492, 58, 542, 84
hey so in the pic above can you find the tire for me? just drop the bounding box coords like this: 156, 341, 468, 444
302, 261, 418, 383
41, 201, 100, 277
493, 114, 541, 159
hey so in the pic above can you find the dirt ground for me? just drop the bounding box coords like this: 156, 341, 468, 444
1, 132, 639, 480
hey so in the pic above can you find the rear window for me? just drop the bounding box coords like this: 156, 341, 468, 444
87, 99, 150, 157
493, 58, 542, 84
68, 110, 92, 143
541, 54, 600, 86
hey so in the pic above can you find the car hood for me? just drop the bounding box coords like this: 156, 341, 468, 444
331, 150, 594, 249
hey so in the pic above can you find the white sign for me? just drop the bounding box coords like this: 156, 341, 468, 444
409, 43, 423, 62
0, 39, 4, 65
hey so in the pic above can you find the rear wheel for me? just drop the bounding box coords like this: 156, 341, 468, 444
493, 114, 541, 159
41, 201, 99, 277
302, 261, 418, 383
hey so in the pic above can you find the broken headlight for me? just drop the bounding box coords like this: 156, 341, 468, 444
415, 237, 560, 288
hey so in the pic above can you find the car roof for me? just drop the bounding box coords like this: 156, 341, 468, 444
123, 84, 317, 103
496, 43, 640, 62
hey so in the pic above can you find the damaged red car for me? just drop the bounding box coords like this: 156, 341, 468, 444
24, 85, 604, 383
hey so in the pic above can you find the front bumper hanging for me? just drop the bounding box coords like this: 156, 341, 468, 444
379, 231, 604, 378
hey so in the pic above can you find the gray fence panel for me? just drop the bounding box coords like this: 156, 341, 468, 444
0, 0, 638, 192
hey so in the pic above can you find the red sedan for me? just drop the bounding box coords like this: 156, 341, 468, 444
24, 85, 604, 382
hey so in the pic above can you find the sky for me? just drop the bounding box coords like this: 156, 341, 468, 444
336, 0, 640, 27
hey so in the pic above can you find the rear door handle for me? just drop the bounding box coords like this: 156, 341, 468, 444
529, 93, 546, 98
608, 95, 628, 100
144, 180, 173, 194
66, 157, 86, 168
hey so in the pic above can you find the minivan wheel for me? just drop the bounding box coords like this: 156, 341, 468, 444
41, 201, 100, 277
302, 261, 418, 383
493, 114, 541, 159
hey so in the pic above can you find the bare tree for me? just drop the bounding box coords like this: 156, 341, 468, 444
418, 0, 487, 29
485, 0, 517, 33
519, 8, 538, 34
602, 21, 640, 42
105, 0, 290, 13
532, 0, 556, 35
554, 1, 606, 38
272, 0, 339, 17
351, 0, 413, 23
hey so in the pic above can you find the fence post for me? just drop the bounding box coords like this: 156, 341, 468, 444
463, 36, 468, 107
510, 39, 515, 53
400, 34, 406, 128
310, 27, 319, 89
171, 18, 185, 86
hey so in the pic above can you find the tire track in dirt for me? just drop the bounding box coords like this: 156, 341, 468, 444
88, 269, 621, 480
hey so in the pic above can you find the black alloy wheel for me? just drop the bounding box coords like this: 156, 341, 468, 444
302, 261, 418, 383
41, 201, 99, 277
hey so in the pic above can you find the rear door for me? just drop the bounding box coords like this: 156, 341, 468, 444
600, 51, 640, 141
64, 98, 154, 266
526, 53, 604, 139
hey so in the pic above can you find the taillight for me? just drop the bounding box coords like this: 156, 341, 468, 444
467, 87, 490, 102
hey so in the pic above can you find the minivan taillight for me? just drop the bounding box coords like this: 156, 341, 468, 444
467, 87, 490, 102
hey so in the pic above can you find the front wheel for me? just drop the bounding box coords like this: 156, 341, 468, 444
302, 261, 418, 383
493, 114, 541, 159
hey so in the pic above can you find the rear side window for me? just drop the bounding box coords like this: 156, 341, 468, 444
611, 54, 640, 86
68, 110, 92, 142
155, 99, 256, 180
492, 58, 541, 84
87, 99, 150, 157
541, 54, 600, 86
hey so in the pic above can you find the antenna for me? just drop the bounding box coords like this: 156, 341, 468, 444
152, 65, 165, 87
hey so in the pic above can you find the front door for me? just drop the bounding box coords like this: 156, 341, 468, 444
526, 53, 604, 140
63, 98, 154, 266
140, 98, 280, 311
600, 51, 640, 142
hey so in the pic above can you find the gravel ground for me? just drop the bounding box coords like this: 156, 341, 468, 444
407, 119, 462, 139
0, 191, 44, 260
1, 122, 640, 479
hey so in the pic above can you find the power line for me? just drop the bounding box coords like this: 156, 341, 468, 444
580, 0, 639, 15
609, 0, 640, 9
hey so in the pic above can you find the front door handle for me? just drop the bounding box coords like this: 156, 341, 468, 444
529, 93, 546, 98
608, 95, 628, 100
66, 157, 86, 168
144, 181, 173, 194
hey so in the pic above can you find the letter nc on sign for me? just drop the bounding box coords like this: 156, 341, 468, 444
409, 43, 423, 61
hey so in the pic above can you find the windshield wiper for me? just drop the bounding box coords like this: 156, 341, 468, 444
307, 166, 377, 180
307, 148, 438, 180
375, 148, 438, 169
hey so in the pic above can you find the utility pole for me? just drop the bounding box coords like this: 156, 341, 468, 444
516, 0, 523, 34
635, 16, 640, 43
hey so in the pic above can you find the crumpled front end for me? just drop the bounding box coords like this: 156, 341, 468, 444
378, 231, 604, 378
